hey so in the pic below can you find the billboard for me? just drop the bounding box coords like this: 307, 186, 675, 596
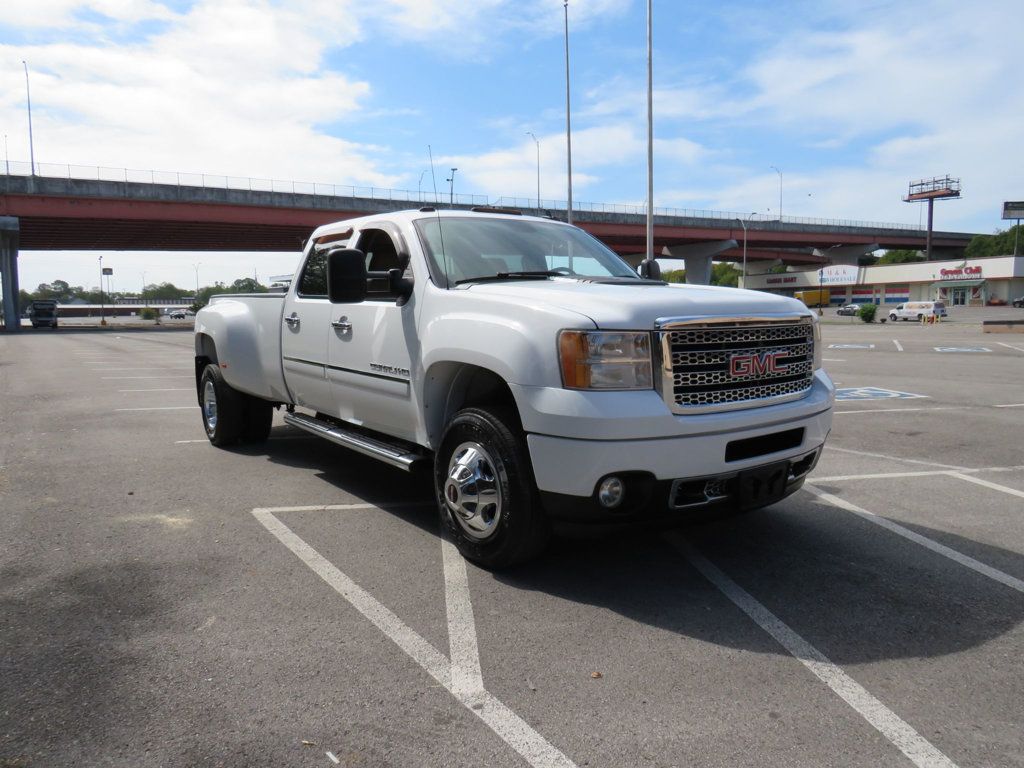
818, 265, 859, 286
1002, 201, 1024, 220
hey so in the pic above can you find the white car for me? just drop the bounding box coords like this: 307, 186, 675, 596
888, 301, 947, 321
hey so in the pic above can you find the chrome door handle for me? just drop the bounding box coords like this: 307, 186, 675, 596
331, 319, 352, 331
284, 314, 300, 328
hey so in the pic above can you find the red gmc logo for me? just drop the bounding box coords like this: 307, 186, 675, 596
730, 351, 788, 377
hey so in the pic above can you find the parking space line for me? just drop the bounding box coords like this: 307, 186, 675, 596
119, 388, 193, 392
812, 465, 1024, 483
115, 406, 195, 411
103, 376, 192, 380
825, 446, 967, 471
669, 535, 958, 768
252, 508, 577, 768
993, 403, 1024, 408
996, 342, 1024, 354
441, 537, 485, 699
835, 407, 959, 415
803, 485, 1024, 594
893, 339, 904, 352
948, 473, 1024, 501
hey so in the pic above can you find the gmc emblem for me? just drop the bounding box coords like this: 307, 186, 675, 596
729, 351, 788, 377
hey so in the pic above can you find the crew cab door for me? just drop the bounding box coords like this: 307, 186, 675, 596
327, 224, 419, 442
281, 244, 335, 410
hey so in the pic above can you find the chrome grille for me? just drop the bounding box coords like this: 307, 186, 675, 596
658, 316, 815, 413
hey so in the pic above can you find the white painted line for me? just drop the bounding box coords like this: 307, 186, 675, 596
993, 403, 1024, 408
102, 375, 192, 379
822, 358, 846, 362
835, 407, 960, 415
811, 465, 1024, 483
442, 537, 485, 699
892, 339, 904, 352
119, 388, 193, 392
824, 445, 967, 471
115, 406, 195, 411
948, 472, 1024, 501
90, 367, 184, 371
326, 751, 340, 764
996, 341, 1024, 354
803, 485, 1024, 595
174, 439, 209, 444
669, 535, 958, 768
252, 509, 577, 768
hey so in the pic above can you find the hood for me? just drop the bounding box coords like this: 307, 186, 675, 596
459, 279, 810, 329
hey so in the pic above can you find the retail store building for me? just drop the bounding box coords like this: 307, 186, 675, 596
745, 256, 1024, 306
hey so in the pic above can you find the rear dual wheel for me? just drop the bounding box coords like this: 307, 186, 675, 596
200, 364, 273, 446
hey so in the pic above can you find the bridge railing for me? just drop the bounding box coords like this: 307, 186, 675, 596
2, 160, 924, 232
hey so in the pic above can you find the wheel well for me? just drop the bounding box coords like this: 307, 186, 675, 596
424, 363, 519, 448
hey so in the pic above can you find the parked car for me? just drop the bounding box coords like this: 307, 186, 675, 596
1013, 297, 1024, 308
888, 301, 947, 321
836, 303, 860, 316
168, 309, 194, 319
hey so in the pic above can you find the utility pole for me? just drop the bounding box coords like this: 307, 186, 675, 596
563, 1, 573, 224
446, 168, 457, 204
99, 255, 105, 325
526, 132, 540, 210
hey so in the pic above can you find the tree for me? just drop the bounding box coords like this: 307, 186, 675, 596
142, 282, 189, 300
230, 277, 268, 294
190, 277, 269, 311
877, 249, 924, 265
965, 224, 1022, 259
711, 262, 741, 287
662, 268, 686, 284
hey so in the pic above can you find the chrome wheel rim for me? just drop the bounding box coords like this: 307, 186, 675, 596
203, 379, 218, 432
444, 441, 502, 540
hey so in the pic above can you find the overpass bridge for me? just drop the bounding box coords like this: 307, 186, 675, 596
0, 168, 977, 331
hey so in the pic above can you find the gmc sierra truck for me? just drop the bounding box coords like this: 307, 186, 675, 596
195, 208, 834, 567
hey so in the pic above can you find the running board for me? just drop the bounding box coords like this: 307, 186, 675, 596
283, 412, 428, 471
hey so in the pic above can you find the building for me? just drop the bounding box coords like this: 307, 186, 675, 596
745, 256, 1024, 307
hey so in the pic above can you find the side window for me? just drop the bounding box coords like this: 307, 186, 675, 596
356, 229, 403, 273
297, 248, 328, 297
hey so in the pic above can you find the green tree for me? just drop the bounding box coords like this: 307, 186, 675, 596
877, 249, 924, 264
711, 262, 741, 287
965, 225, 1022, 259
662, 268, 686, 284
142, 281, 189, 300
229, 277, 268, 294
190, 277, 269, 311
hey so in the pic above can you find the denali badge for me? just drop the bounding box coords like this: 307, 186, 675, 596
729, 351, 788, 378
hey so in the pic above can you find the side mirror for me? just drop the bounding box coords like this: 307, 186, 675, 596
327, 249, 367, 303
639, 259, 661, 280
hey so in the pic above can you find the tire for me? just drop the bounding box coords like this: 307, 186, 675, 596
243, 398, 274, 443
199, 364, 245, 446
917, 314, 923, 321
435, 407, 549, 569
889, 314, 897, 321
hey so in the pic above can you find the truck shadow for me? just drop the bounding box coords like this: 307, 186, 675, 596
256, 429, 1024, 665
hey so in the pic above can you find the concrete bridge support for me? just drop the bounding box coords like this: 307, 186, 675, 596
662, 240, 738, 285
1, 217, 20, 332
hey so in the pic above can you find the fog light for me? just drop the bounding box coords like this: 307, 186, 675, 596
597, 476, 625, 508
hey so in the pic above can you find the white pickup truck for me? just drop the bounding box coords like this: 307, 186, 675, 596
195, 208, 834, 567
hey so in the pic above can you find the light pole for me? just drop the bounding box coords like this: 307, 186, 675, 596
3, 134, 8, 175
417, 170, 427, 200
98, 255, 105, 325
22, 61, 35, 178
770, 165, 782, 221
142, 271, 148, 307
446, 168, 457, 205
563, 0, 573, 224
193, 262, 201, 297
737, 212, 757, 288
526, 132, 540, 210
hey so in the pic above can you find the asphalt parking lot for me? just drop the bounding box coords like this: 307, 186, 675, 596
1, 323, 1022, 767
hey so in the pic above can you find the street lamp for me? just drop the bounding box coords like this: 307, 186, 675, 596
98, 255, 105, 325
22, 61, 36, 178
526, 132, 540, 210
193, 262, 201, 297
446, 168, 458, 205
142, 271, 148, 307
770, 165, 782, 221
736, 212, 757, 288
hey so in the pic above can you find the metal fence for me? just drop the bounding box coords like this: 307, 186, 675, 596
2, 160, 924, 232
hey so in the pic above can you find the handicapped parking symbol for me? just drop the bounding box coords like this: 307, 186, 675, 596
834, 387, 928, 401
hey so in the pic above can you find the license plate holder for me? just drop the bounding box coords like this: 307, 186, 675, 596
737, 461, 790, 510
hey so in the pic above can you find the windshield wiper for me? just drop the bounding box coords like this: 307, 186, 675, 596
454, 270, 565, 286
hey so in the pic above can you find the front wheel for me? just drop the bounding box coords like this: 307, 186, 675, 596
200, 364, 245, 446
436, 407, 549, 569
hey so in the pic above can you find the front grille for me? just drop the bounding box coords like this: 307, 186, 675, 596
659, 317, 815, 413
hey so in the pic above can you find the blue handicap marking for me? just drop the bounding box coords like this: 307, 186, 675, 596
834, 387, 928, 401
828, 344, 875, 349
934, 346, 991, 353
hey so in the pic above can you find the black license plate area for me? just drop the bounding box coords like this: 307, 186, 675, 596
738, 461, 790, 510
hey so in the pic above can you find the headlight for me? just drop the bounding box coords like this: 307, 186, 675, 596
812, 315, 822, 370
559, 330, 653, 390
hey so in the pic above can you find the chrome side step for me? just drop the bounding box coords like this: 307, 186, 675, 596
283, 412, 428, 472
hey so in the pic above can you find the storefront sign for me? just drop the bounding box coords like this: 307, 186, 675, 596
765, 276, 797, 285
938, 266, 983, 280
818, 265, 859, 286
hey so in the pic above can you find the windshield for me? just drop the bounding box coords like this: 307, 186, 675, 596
413, 216, 639, 286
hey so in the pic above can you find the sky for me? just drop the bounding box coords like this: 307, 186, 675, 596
1, 0, 1021, 293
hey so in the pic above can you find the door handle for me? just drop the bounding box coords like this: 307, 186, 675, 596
331, 319, 352, 332
284, 313, 300, 328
